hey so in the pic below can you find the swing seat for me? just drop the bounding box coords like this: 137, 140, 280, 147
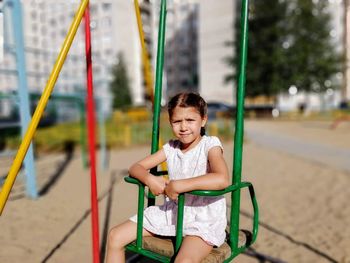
139, 229, 249, 262
124, 176, 259, 263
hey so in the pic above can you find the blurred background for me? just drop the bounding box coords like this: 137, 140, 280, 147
0, 0, 349, 262
0, 0, 348, 133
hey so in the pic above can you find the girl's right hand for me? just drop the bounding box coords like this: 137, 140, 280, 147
146, 175, 168, 196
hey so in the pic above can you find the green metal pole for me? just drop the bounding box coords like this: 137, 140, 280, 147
148, 0, 167, 207
230, 0, 249, 253
30, 92, 88, 168
136, 185, 145, 249
175, 194, 185, 252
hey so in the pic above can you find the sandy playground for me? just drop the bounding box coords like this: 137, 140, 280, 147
0, 119, 350, 263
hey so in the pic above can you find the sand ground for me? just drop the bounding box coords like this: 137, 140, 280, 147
0, 119, 349, 263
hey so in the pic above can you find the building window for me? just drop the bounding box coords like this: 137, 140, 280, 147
90, 5, 98, 15
49, 18, 56, 27
32, 23, 38, 32
31, 10, 37, 20
102, 3, 112, 11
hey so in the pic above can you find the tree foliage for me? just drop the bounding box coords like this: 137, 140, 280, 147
225, 0, 341, 98
110, 52, 132, 109
285, 0, 341, 92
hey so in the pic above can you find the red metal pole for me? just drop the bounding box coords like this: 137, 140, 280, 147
84, 6, 100, 263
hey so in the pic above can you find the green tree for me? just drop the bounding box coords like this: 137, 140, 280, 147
285, 0, 341, 93
225, 0, 341, 97
110, 52, 132, 109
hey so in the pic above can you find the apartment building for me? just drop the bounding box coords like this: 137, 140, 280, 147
152, 0, 234, 104
1, 0, 347, 118
198, 0, 235, 105
161, 0, 199, 100
0, 0, 153, 117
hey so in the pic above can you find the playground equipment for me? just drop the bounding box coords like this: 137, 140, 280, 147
124, 0, 259, 262
0, 92, 88, 163
134, 0, 168, 175
0, 0, 102, 262
0, 0, 108, 202
1, 0, 37, 198
134, 0, 154, 104
0, 0, 258, 262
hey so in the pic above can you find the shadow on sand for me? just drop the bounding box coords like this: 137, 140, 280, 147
1, 140, 75, 201
39, 140, 75, 196
40, 170, 122, 263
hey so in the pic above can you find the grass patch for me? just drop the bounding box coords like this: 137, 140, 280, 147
2, 117, 235, 153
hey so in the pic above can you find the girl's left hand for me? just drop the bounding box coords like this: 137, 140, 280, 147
164, 180, 180, 200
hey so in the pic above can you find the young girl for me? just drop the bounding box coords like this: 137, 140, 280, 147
106, 92, 230, 263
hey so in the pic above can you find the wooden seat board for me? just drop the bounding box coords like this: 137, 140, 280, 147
138, 230, 248, 263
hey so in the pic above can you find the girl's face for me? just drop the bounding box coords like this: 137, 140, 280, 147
170, 106, 207, 150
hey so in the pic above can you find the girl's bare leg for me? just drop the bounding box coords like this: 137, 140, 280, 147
174, 236, 213, 263
106, 220, 153, 263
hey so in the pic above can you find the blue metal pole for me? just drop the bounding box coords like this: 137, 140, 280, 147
9, 0, 37, 198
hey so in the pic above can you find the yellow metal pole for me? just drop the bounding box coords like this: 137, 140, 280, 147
134, 0, 167, 174
0, 0, 89, 215
134, 0, 154, 102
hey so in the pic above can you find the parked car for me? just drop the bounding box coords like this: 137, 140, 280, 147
207, 102, 234, 120
339, 101, 349, 110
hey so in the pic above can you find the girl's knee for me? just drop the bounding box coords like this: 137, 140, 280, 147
108, 221, 139, 250
108, 227, 125, 249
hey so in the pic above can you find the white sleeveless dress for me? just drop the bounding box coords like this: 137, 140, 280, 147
130, 135, 227, 247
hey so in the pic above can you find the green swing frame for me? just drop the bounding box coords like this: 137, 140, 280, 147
124, 0, 259, 262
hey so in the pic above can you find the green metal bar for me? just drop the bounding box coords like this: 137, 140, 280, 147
124, 178, 146, 249
136, 184, 146, 249
124, 177, 259, 259
190, 182, 252, 196
124, 176, 143, 186
31, 92, 88, 167
175, 194, 185, 252
123, 176, 146, 249
148, 0, 167, 207
248, 185, 259, 244
151, 0, 166, 154
31, 92, 82, 102
0, 92, 88, 167
230, 0, 250, 253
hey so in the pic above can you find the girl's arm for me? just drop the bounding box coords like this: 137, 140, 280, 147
128, 149, 168, 196
165, 146, 230, 199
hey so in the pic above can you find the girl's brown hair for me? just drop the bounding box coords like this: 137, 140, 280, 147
167, 92, 207, 118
